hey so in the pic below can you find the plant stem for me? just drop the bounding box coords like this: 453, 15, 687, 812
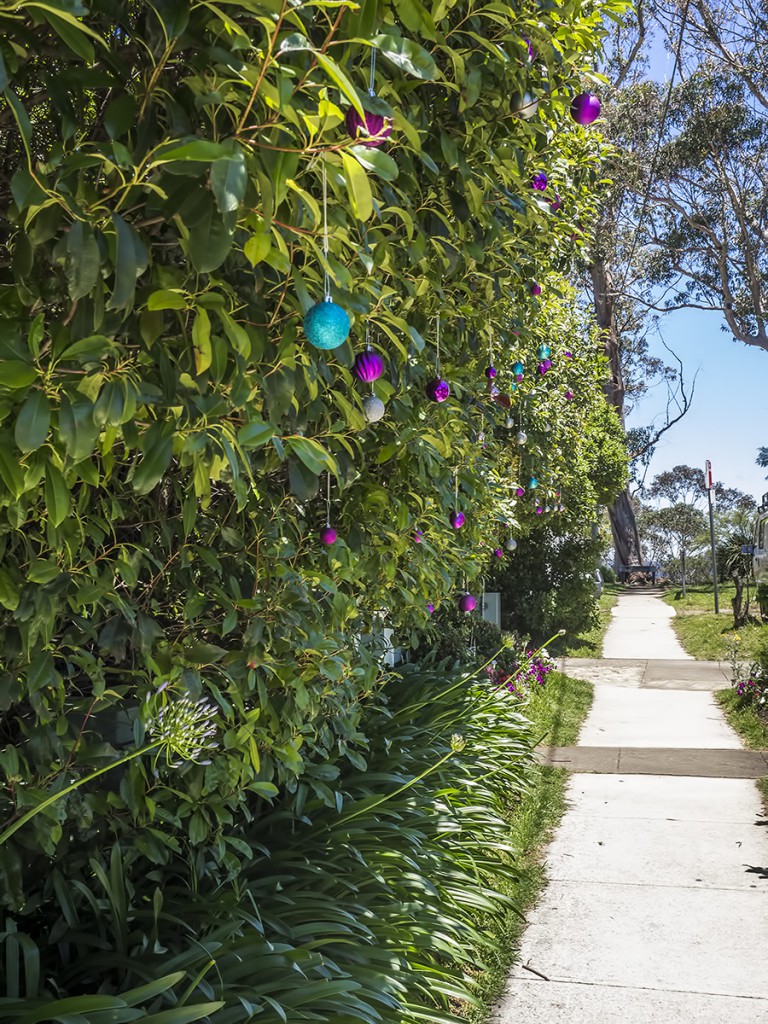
0, 742, 161, 847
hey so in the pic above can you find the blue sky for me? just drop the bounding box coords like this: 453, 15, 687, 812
626, 309, 767, 502
621, 29, 767, 504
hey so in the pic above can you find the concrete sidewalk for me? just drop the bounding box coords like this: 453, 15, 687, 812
494, 591, 768, 1023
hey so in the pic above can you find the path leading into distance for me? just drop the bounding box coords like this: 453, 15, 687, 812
493, 590, 768, 1024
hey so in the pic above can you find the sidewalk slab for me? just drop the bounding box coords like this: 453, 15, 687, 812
578, 687, 740, 747
493, 980, 768, 1024
539, 745, 768, 778
561, 774, 767, 825
602, 592, 692, 660
546, 810, 768, 889
507, 880, 768, 998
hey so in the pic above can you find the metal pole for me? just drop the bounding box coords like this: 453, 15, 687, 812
708, 488, 719, 614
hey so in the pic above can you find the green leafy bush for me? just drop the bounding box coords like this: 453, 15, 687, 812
1, 662, 537, 1023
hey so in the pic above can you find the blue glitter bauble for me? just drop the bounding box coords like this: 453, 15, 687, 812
303, 300, 351, 350
529, 477, 539, 489
512, 361, 524, 376
537, 344, 551, 359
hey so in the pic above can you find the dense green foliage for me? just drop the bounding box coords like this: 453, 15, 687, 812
3, 662, 535, 1023
0, 0, 629, 1017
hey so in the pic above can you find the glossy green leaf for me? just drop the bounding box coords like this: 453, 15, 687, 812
65, 221, 101, 301
340, 152, 373, 222
44, 463, 71, 527
0, 361, 37, 389
372, 32, 438, 79
132, 422, 174, 494
15, 391, 50, 452
210, 151, 247, 213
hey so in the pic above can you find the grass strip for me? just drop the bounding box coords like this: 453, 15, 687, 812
464, 671, 593, 1022
663, 584, 767, 661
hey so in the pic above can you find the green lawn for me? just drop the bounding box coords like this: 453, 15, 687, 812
664, 584, 767, 661
466, 672, 592, 1021
558, 583, 622, 658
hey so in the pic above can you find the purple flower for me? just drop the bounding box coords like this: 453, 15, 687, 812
531, 171, 548, 191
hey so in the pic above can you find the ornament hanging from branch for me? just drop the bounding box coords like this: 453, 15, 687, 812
319, 473, 338, 545
345, 48, 393, 148
458, 593, 477, 613
304, 159, 351, 350
426, 313, 450, 403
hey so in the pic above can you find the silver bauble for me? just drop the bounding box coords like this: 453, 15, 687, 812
516, 430, 527, 445
506, 537, 517, 551
505, 416, 514, 429
362, 394, 385, 423
511, 92, 539, 119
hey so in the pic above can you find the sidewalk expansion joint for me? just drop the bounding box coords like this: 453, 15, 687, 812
537, 745, 768, 779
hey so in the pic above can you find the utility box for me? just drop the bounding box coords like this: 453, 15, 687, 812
481, 591, 501, 629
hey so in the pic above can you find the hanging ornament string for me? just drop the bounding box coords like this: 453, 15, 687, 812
435, 313, 441, 374
454, 471, 459, 509
368, 46, 377, 98
322, 159, 331, 302
325, 471, 332, 527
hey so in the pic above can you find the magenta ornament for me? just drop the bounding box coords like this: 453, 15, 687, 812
494, 547, 504, 558
458, 593, 477, 613
413, 529, 424, 543
570, 92, 601, 126
515, 486, 526, 497
523, 37, 534, 61
485, 365, 497, 379
352, 350, 384, 382
538, 359, 552, 374
531, 170, 548, 191
345, 106, 393, 148
530, 282, 542, 297
427, 602, 435, 615
535, 505, 543, 515
319, 526, 337, 545
426, 378, 451, 403
449, 511, 465, 529
549, 192, 562, 212
565, 389, 574, 401
564, 350, 574, 359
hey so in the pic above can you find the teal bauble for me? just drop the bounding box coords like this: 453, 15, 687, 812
537, 344, 551, 359
303, 300, 351, 350
512, 361, 524, 376
529, 476, 539, 489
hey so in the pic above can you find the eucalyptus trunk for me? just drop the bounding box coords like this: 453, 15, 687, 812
591, 256, 643, 570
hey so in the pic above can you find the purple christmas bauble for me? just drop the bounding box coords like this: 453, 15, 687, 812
427, 602, 435, 615
515, 486, 525, 497
565, 389, 574, 401
523, 37, 534, 61
494, 547, 504, 558
413, 529, 424, 543
564, 350, 574, 359
458, 593, 477, 613
426, 377, 450, 403
531, 170, 548, 191
570, 92, 601, 126
449, 511, 465, 529
352, 350, 384, 382
319, 526, 337, 545
530, 282, 542, 297
535, 505, 543, 515
485, 365, 497, 379
538, 359, 552, 374
345, 106, 393, 148
549, 192, 562, 212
